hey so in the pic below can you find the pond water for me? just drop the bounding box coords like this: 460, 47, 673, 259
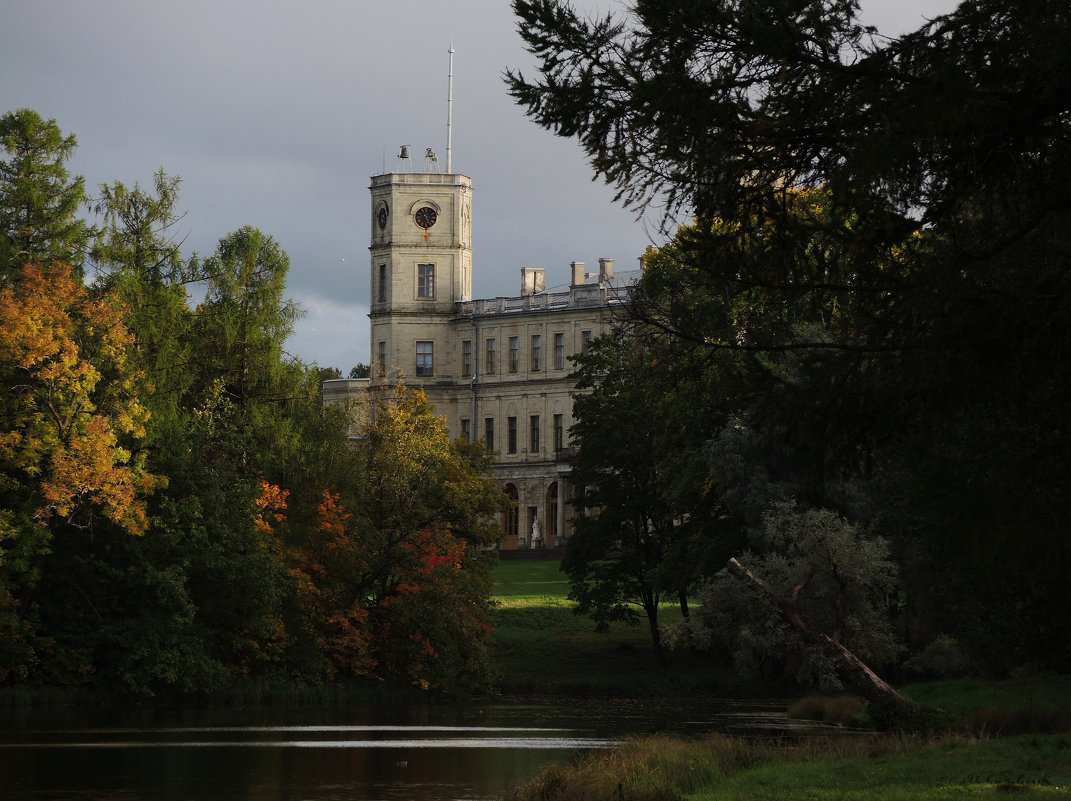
0, 699, 841, 800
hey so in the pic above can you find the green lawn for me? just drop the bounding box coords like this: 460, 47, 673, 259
490, 557, 724, 696
492, 558, 571, 600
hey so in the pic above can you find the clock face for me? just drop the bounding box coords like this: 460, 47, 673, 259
414, 206, 438, 230
377, 207, 388, 229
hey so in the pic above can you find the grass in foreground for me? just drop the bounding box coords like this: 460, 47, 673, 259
505, 733, 1071, 801
701, 735, 1071, 801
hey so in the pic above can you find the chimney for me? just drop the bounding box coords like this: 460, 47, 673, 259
570, 261, 586, 287
598, 258, 615, 283
520, 267, 545, 296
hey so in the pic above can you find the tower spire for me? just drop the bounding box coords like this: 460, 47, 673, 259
446, 45, 454, 174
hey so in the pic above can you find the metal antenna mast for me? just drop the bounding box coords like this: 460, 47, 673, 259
446, 45, 454, 174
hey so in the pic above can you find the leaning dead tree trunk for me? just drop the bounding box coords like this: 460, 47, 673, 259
727, 558, 940, 730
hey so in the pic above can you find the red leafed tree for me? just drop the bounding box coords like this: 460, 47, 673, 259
290, 488, 377, 681
274, 385, 503, 692
353, 385, 503, 691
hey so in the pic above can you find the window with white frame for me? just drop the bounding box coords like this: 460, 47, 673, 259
416, 341, 434, 376
417, 263, 435, 298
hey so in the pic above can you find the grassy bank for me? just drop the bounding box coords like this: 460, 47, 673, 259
504, 733, 1071, 801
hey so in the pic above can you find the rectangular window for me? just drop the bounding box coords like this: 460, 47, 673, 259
377, 340, 386, 375
507, 416, 517, 454
416, 340, 433, 376
484, 417, 495, 450
378, 264, 387, 303
554, 413, 564, 451
530, 415, 540, 453
485, 338, 497, 374
509, 336, 519, 373
554, 332, 565, 369
417, 263, 435, 298
581, 329, 593, 355
460, 418, 471, 441
531, 334, 542, 371
462, 340, 472, 377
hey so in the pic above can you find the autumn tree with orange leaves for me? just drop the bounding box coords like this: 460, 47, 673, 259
0, 261, 158, 680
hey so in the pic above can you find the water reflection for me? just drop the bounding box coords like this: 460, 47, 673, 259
8, 724, 620, 750
0, 700, 847, 800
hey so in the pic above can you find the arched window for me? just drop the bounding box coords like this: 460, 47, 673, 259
545, 482, 559, 542
504, 484, 519, 538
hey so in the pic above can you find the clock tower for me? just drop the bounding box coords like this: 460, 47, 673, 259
368, 162, 473, 384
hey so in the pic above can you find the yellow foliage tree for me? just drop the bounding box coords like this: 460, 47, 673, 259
0, 262, 160, 680
0, 262, 159, 534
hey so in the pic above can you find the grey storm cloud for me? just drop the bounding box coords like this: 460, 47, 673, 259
1, 0, 955, 370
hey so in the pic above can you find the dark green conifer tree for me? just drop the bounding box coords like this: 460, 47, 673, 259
0, 109, 90, 279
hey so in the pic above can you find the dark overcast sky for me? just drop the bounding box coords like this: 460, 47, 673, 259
2, 1, 955, 370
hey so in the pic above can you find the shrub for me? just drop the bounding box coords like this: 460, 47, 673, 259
787, 694, 867, 726
904, 635, 973, 679
502, 735, 775, 801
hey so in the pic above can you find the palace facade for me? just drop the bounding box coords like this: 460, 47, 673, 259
323, 166, 635, 549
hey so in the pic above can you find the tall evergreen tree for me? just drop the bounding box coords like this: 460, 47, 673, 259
0, 109, 90, 279
198, 226, 301, 427
90, 170, 196, 453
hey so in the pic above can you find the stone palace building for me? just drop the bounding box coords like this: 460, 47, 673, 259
323, 161, 636, 549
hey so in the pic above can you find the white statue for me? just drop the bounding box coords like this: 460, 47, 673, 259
531, 516, 542, 548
